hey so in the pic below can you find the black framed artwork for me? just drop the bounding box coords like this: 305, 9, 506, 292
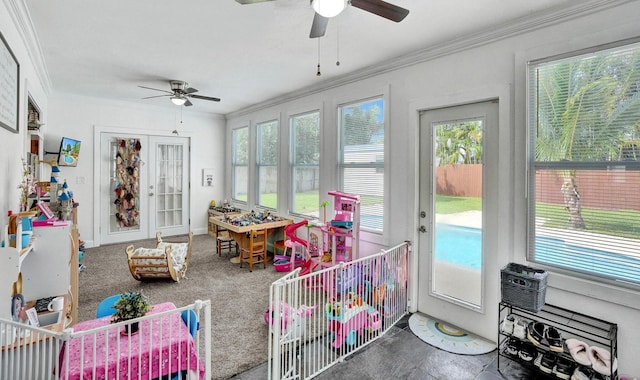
0, 31, 20, 133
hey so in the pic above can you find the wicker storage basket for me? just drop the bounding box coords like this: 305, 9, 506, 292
501, 263, 548, 312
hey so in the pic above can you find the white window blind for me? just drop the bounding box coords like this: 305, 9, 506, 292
232, 127, 248, 203
290, 111, 320, 218
339, 97, 385, 232
256, 120, 278, 209
528, 40, 640, 286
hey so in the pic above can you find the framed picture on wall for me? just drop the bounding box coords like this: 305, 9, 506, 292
0, 31, 20, 133
203, 168, 214, 187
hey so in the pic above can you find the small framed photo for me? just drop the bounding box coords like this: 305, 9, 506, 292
203, 168, 214, 187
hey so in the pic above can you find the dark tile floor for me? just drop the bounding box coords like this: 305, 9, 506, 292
232, 314, 535, 380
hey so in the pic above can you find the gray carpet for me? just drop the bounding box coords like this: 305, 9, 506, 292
78, 233, 284, 380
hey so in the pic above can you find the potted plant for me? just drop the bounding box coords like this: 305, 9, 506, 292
111, 291, 151, 334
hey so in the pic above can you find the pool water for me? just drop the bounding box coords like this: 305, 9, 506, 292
435, 224, 482, 269
435, 223, 640, 283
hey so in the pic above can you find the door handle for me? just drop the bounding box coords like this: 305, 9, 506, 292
149, 192, 154, 196
419, 225, 427, 233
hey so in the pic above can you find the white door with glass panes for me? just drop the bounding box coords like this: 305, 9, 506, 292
100, 133, 190, 244
417, 100, 498, 341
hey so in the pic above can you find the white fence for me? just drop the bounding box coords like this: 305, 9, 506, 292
0, 300, 211, 380
267, 242, 410, 380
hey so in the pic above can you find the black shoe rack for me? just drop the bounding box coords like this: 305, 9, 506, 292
498, 301, 618, 379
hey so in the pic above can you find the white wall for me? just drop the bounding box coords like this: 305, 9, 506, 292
45, 93, 226, 246
226, 2, 640, 376
0, 1, 49, 221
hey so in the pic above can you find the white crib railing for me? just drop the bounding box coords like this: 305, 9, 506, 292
268, 242, 410, 380
0, 299, 211, 380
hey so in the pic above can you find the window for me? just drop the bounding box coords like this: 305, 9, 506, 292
232, 127, 248, 203
528, 40, 640, 286
256, 120, 278, 209
339, 97, 385, 232
290, 111, 320, 218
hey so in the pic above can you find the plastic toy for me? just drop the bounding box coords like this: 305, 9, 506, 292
273, 219, 308, 272
325, 293, 381, 347
264, 301, 317, 341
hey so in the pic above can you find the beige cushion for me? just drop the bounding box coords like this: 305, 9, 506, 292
157, 242, 189, 273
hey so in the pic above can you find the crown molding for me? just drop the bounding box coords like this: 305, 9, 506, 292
5, 0, 52, 96
226, 0, 633, 119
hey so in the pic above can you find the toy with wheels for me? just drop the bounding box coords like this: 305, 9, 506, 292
264, 301, 317, 341
325, 293, 381, 348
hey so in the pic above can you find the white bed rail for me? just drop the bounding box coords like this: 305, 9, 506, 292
0, 299, 211, 380
268, 242, 410, 380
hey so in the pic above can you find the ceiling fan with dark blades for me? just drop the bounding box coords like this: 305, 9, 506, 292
235, 0, 409, 39
139, 80, 221, 107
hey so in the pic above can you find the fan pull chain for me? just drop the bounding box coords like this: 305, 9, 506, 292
336, 19, 340, 66
316, 38, 321, 76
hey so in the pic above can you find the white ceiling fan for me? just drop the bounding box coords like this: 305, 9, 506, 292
235, 0, 410, 38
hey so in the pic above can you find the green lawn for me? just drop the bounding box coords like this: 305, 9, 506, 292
435, 195, 482, 214
237, 193, 639, 240
536, 202, 640, 239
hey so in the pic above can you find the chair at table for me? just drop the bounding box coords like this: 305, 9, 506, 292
181, 309, 199, 338
217, 229, 238, 257
239, 229, 267, 272
96, 294, 121, 318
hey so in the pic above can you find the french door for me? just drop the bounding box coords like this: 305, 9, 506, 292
417, 100, 497, 340
99, 133, 190, 245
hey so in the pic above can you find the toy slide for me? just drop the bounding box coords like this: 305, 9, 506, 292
274, 219, 309, 272
285, 219, 309, 247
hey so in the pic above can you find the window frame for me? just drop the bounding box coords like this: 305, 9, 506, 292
338, 95, 386, 234
289, 110, 321, 220
231, 126, 249, 206
255, 119, 279, 211
526, 38, 640, 289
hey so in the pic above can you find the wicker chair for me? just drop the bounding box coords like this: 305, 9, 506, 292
125, 232, 193, 282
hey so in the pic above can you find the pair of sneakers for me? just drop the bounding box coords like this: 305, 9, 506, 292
527, 321, 564, 352
504, 337, 536, 362
535, 352, 574, 379
500, 314, 528, 339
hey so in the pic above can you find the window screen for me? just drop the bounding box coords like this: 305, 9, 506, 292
339, 97, 385, 232
256, 120, 278, 209
528, 40, 640, 285
291, 111, 320, 218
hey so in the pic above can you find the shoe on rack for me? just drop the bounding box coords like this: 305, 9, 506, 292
513, 319, 528, 340
566, 338, 591, 366
545, 326, 564, 352
537, 352, 557, 374
527, 321, 546, 347
505, 337, 520, 356
517, 341, 537, 362
501, 314, 516, 334
554, 357, 574, 379
570, 367, 591, 380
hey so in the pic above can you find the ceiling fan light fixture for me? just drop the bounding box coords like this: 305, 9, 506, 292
170, 95, 187, 106
312, 0, 346, 18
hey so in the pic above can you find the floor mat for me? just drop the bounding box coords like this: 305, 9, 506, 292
408, 313, 496, 355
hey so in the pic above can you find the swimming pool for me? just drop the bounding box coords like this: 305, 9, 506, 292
435, 223, 640, 283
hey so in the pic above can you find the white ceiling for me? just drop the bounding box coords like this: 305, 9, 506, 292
24, 0, 576, 116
